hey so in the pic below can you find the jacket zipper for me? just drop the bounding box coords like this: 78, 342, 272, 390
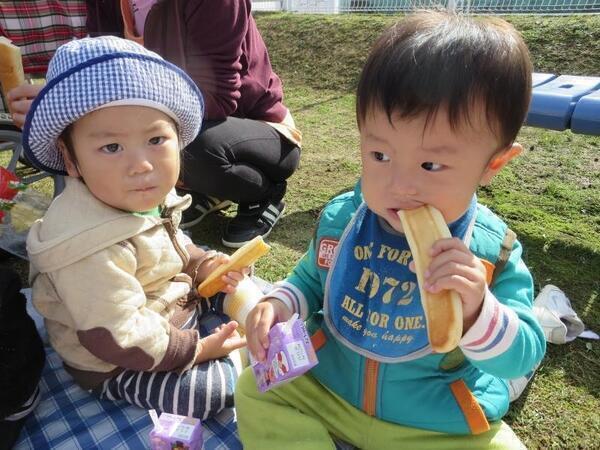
362, 358, 379, 416
162, 209, 189, 267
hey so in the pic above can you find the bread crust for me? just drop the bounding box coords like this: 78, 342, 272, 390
197, 236, 271, 297
0, 37, 25, 107
398, 206, 463, 353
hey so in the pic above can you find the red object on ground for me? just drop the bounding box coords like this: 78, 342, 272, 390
0, 167, 19, 200
0, 167, 20, 222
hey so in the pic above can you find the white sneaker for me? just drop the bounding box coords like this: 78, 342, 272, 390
507, 366, 538, 402
533, 285, 585, 345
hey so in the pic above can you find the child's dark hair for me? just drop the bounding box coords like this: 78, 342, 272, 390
59, 124, 77, 166
356, 10, 532, 148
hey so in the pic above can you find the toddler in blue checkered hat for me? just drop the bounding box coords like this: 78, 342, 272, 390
24, 36, 262, 419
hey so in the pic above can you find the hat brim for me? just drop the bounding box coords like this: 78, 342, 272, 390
23, 52, 204, 176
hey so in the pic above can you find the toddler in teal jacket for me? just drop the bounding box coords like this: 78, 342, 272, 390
237, 10, 545, 450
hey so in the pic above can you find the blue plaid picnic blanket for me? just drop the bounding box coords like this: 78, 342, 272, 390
15, 346, 242, 450
14, 306, 243, 450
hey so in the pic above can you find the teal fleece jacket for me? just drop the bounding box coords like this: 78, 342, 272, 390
267, 183, 545, 434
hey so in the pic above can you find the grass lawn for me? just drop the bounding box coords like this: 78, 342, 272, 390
2, 12, 598, 450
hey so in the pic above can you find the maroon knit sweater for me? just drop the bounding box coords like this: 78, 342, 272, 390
85, 0, 288, 122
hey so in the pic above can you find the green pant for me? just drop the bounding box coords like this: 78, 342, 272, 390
235, 368, 526, 450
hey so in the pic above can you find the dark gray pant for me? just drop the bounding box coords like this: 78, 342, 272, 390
98, 308, 238, 420
180, 117, 300, 204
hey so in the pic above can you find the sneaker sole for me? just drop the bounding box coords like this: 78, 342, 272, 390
180, 200, 233, 229
221, 204, 286, 248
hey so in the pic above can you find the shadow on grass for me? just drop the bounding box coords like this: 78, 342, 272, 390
186, 204, 324, 256
187, 210, 232, 251
293, 93, 349, 114
265, 185, 359, 251
504, 230, 599, 424
185, 204, 323, 254
185, 185, 357, 254
517, 233, 599, 329
266, 207, 322, 252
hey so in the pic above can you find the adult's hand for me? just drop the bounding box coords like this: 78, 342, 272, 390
6, 83, 44, 128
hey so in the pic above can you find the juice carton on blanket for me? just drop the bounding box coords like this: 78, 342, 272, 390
251, 314, 318, 392
148, 410, 202, 450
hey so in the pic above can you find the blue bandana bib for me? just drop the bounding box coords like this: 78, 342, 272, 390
324, 199, 476, 362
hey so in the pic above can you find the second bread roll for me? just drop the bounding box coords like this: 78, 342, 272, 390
0, 37, 25, 108
197, 236, 271, 298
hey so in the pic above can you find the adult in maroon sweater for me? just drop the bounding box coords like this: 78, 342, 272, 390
8, 0, 301, 248
90, 0, 303, 248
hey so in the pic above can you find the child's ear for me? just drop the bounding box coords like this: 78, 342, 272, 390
58, 139, 80, 178
480, 143, 523, 186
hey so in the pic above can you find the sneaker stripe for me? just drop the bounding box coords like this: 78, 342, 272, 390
180, 193, 232, 229
222, 202, 285, 248
194, 204, 209, 214
262, 211, 279, 225
267, 204, 280, 214
261, 204, 283, 225
207, 196, 232, 210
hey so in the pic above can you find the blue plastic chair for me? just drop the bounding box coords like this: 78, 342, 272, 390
526, 74, 600, 133
571, 89, 600, 135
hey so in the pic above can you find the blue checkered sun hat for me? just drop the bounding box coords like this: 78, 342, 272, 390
23, 36, 204, 175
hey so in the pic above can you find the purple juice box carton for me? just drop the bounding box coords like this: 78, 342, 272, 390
251, 314, 318, 392
148, 410, 202, 450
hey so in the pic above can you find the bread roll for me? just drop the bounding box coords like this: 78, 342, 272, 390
0, 37, 25, 108
398, 205, 462, 353
197, 236, 270, 297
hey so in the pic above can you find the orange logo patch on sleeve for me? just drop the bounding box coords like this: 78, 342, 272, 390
317, 238, 338, 269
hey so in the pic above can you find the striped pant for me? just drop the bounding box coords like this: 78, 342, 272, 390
97, 307, 239, 420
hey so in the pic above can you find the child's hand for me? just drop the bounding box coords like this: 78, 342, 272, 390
421, 237, 487, 332
195, 321, 246, 364
196, 252, 250, 294
245, 299, 293, 362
